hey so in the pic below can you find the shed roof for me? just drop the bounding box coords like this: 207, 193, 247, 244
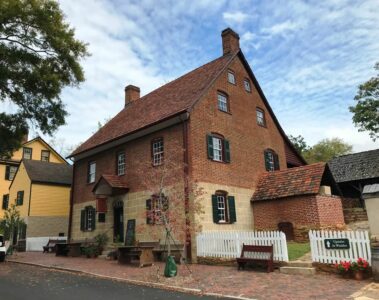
328, 149, 379, 183
251, 163, 327, 202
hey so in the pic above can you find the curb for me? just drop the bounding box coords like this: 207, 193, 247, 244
8, 260, 257, 300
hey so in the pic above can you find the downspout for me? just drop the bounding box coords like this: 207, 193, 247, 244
67, 161, 76, 241
181, 115, 191, 262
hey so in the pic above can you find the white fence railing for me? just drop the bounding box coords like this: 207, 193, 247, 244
309, 230, 371, 264
196, 231, 288, 262
26, 236, 67, 252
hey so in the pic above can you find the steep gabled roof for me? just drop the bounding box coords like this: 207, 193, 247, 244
71, 54, 235, 157
328, 149, 379, 183
23, 160, 72, 186
23, 136, 68, 164
251, 163, 326, 202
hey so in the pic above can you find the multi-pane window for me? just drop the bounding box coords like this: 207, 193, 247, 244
5, 165, 17, 181
217, 93, 228, 112
212, 137, 223, 162
80, 206, 96, 231
264, 149, 279, 172
23, 147, 32, 159
16, 191, 24, 206
211, 192, 237, 224
207, 134, 230, 163
2, 194, 9, 210
217, 194, 227, 222
88, 161, 96, 183
146, 194, 168, 225
41, 150, 50, 162
256, 108, 266, 127
117, 152, 126, 175
227, 71, 236, 84
244, 79, 251, 92
152, 138, 164, 166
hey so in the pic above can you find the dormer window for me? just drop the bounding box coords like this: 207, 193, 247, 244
217, 92, 229, 113
23, 147, 32, 160
244, 79, 251, 92
227, 71, 236, 84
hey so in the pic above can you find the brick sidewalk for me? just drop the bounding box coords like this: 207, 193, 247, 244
8, 252, 376, 300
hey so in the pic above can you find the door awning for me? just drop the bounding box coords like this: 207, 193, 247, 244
92, 174, 129, 196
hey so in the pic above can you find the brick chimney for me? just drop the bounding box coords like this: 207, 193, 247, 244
124, 85, 140, 107
221, 28, 240, 55
21, 131, 29, 144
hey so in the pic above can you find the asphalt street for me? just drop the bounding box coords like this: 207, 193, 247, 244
0, 263, 222, 300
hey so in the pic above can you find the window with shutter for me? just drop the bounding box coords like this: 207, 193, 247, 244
5, 165, 17, 181
264, 149, 279, 172
146, 195, 168, 225
2, 194, 9, 210
80, 210, 85, 231
146, 199, 153, 224
206, 134, 231, 163
212, 192, 237, 224
81, 206, 96, 231
228, 196, 237, 223
16, 191, 24, 206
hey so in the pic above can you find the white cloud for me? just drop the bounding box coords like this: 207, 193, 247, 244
223, 11, 250, 24
261, 20, 305, 36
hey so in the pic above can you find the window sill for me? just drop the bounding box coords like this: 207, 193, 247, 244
217, 221, 231, 225
257, 123, 267, 128
218, 109, 232, 115
210, 159, 230, 164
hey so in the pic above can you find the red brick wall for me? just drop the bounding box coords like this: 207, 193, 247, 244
188, 55, 288, 189
253, 194, 345, 240
73, 124, 184, 204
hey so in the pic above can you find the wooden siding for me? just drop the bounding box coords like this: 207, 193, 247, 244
30, 184, 70, 217
8, 162, 31, 218
11, 139, 65, 163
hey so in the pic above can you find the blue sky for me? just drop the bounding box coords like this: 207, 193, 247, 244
5, 0, 379, 155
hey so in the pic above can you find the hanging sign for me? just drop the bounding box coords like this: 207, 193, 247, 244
324, 238, 350, 250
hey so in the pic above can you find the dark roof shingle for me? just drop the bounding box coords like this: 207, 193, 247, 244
328, 149, 379, 183
251, 163, 326, 202
23, 160, 72, 185
71, 54, 234, 156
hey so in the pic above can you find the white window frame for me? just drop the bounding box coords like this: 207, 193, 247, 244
7, 166, 17, 181
267, 151, 275, 171
117, 152, 126, 175
217, 93, 228, 112
88, 162, 96, 183
244, 79, 251, 92
256, 108, 265, 126
217, 194, 227, 222
23, 147, 32, 160
86, 208, 94, 231
152, 138, 164, 166
212, 137, 223, 162
41, 150, 50, 162
227, 71, 236, 84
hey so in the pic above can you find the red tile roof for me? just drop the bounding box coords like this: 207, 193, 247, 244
251, 163, 326, 202
71, 54, 235, 156
99, 174, 128, 189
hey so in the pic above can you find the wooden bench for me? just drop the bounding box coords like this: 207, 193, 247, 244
43, 239, 65, 253
118, 241, 160, 267
236, 244, 274, 273
55, 239, 96, 257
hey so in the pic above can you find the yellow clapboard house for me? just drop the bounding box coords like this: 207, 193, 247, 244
0, 136, 67, 219
8, 160, 72, 239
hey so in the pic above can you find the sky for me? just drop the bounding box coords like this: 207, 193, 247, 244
4, 0, 379, 155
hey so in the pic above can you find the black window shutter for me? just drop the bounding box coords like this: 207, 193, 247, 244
228, 196, 237, 223
5, 166, 10, 180
146, 199, 153, 224
211, 195, 220, 223
80, 210, 85, 231
274, 153, 280, 170
91, 207, 96, 231
224, 139, 231, 163
264, 150, 271, 171
207, 135, 214, 159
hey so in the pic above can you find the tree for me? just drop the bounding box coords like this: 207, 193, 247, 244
303, 138, 352, 163
0, 0, 89, 158
0, 204, 25, 254
288, 134, 309, 153
349, 62, 379, 141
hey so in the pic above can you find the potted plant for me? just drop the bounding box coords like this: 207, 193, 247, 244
335, 261, 352, 278
94, 233, 109, 255
83, 245, 98, 258
351, 258, 369, 280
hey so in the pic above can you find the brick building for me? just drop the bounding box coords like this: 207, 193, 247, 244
68, 28, 336, 260
252, 163, 345, 241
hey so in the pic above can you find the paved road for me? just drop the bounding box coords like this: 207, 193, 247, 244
0, 263, 221, 300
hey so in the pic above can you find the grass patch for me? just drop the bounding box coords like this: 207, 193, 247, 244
288, 242, 310, 261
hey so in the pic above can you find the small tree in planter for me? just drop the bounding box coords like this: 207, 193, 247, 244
0, 204, 25, 255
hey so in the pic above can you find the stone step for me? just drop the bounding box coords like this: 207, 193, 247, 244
280, 266, 316, 275
284, 261, 313, 268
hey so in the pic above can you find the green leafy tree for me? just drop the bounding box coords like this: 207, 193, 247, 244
288, 134, 309, 153
0, 0, 89, 158
303, 138, 352, 163
0, 204, 25, 254
349, 62, 379, 141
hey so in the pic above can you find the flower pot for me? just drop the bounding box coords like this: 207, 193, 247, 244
354, 270, 364, 281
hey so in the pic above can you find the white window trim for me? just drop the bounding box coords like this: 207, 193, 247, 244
88, 162, 96, 183
227, 71, 236, 84
267, 151, 275, 171
256, 109, 265, 126
152, 139, 164, 166
217, 194, 227, 222
244, 79, 251, 92
117, 152, 126, 175
212, 137, 223, 162
217, 93, 228, 112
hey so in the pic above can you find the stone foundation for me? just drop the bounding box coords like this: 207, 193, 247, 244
25, 216, 69, 237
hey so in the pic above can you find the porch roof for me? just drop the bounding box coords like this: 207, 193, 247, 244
92, 174, 128, 196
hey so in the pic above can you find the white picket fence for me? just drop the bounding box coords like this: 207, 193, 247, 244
309, 230, 371, 264
196, 231, 289, 262
26, 236, 67, 251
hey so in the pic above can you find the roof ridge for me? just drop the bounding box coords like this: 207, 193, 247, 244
330, 148, 379, 160
262, 162, 325, 176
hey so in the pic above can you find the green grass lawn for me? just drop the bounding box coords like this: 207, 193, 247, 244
287, 242, 310, 261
